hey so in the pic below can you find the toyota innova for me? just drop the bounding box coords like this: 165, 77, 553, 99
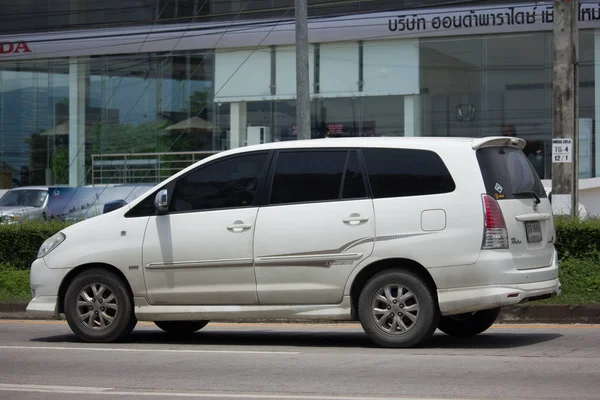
27, 137, 561, 348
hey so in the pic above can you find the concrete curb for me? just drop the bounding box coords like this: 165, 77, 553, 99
1, 302, 599, 324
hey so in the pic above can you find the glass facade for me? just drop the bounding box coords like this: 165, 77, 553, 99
0, 52, 214, 187
421, 30, 596, 180
0, 4, 598, 188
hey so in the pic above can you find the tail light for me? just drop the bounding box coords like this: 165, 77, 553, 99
481, 194, 508, 250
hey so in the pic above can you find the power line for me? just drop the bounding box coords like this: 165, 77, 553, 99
83, 3, 301, 212
47, 0, 177, 212
0, 1, 585, 201
79, 0, 262, 216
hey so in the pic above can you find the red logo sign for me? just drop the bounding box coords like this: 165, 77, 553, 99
0, 42, 32, 54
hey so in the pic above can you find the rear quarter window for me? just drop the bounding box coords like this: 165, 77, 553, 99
361, 148, 456, 199
476, 146, 547, 200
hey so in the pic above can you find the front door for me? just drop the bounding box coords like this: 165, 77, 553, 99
142, 151, 271, 305
254, 149, 375, 305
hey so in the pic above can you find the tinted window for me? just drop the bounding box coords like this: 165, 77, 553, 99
0, 190, 47, 208
476, 147, 547, 201
362, 148, 456, 198
343, 151, 367, 199
170, 152, 268, 212
270, 151, 347, 205
125, 189, 161, 218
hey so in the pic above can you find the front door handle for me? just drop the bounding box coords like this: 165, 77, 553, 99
343, 214, 369, 225
227, 221, 252, 233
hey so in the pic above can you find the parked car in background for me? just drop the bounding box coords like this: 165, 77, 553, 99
0, 186, 50, 223
27, 136, 561, 348
0, 184, 153, 224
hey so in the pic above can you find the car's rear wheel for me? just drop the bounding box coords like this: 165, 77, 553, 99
437, 308, 501, 337
358, 269, 439, 348
154, 321, 209, 335
64, 269, 137, 343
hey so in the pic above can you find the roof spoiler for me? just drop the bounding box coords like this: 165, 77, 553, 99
471, 136, 526, 150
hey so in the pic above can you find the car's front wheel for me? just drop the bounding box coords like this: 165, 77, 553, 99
64, 269, 137, 343
437, 308, 501, 337
358, 269, 439, 348
154, 321, 209, 335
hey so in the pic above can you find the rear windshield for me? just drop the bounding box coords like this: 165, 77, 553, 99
476, 147, 547, 200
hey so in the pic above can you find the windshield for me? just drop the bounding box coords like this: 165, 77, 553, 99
476, 147, 547, 200
0, 190, 48, 208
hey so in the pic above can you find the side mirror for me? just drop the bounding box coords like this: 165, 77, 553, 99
154, 189, 169, 214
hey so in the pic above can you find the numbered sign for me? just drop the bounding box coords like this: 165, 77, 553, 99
552, 138, 573, 163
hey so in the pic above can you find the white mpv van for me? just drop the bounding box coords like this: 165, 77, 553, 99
27, 137, 561, 348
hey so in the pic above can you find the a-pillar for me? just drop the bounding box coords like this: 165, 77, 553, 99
404, 95, 422, 137
229, 102, 247, 149
69, 56, 89, 187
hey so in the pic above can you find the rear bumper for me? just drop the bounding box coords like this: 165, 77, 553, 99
437, 278, 561, 316
434, 247, 561, 316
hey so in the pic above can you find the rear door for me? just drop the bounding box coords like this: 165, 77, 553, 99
476, 145, 554, 270
253, 149, 375, 305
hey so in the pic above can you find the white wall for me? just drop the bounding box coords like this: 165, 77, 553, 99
543, 178, 600, 218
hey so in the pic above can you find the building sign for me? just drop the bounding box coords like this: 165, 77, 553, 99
552, 138, 573, 164
0, 42, 32, 55
387, 3, 600, 33
0, 2, 599, 61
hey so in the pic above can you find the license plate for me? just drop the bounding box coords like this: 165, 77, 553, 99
525, 221, 543, 243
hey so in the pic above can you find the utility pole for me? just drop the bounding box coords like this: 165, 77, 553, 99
551, 0, 579, 218
295, 0, 311, 140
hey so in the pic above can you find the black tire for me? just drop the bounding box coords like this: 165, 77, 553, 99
154, 321, 210, 335
64, 268, 137, 343
437, 308, 501, 337
358, 269, 439, 348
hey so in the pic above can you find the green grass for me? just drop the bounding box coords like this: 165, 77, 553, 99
0, 256, 598, 304
540, 256, 600, 305
0, 265, 30, 302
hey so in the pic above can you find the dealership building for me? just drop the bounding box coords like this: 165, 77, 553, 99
0, 1, 599, 205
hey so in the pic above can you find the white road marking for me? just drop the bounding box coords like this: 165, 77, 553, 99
0, 345, 299, 355
0, 384, 111, 392
0, 384, 471, 400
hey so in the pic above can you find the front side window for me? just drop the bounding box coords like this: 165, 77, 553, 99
362, 148, 456, 199
169, 152, 269, 213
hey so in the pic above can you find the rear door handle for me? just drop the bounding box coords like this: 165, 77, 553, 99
343, 214, 369, 225
227, 221, 252, 232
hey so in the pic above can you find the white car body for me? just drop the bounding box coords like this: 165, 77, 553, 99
27, 136, 561, 347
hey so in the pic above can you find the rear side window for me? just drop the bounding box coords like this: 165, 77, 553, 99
269, 150, 347, 205
476, 147, 547, 200
269, 150, 369, 205
362, 148, 456, 199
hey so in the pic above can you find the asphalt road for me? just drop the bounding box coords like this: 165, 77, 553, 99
0, 320, 599, 400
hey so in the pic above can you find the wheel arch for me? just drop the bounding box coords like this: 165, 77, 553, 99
57, 263, 134, 315
348, 258, 439, 320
